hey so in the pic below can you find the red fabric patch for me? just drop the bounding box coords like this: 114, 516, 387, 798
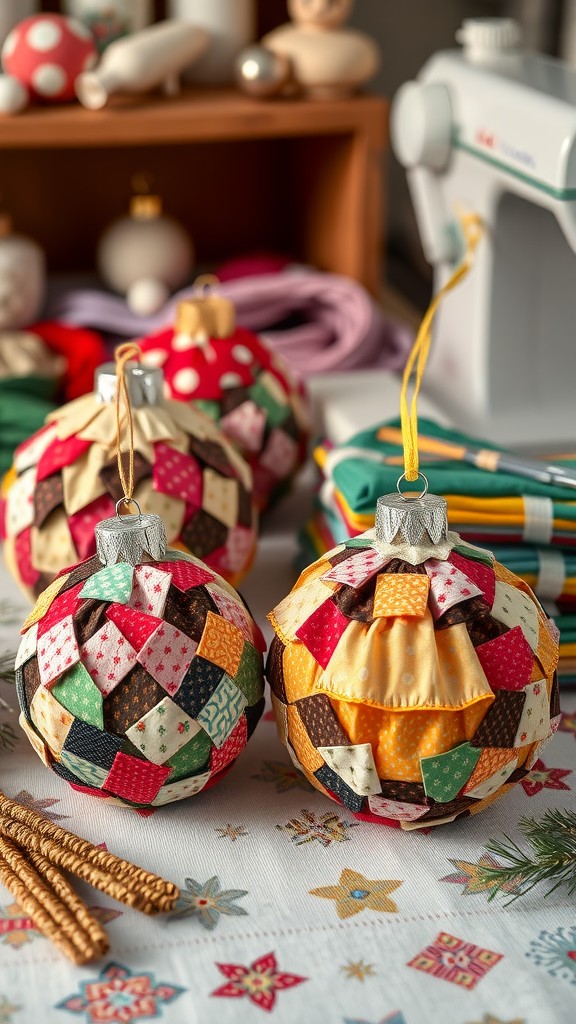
106, 604, 163, 652
353, 809, 402, 829
14, 528, 39, 588
475, 625, 533, 691
449, 551, 496, 607
155, 560, 214, 591
68, 493, 115, 561
69, 781, 110, 800
295, 599, 348, 669
210, 715, 248, 774
153, 443, 203, 506
38, 582, 84, 638
103, 752, 171, 804
30, 321, 106, 403
36, 435, 92, 483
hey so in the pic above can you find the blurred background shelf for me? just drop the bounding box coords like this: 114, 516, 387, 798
0, 88, 388, 294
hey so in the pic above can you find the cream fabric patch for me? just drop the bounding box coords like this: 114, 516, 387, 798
202, 468, 239, 529
14, 424, 58, 473
31, 509, 76, 574
367, 795, 429, 821
30, 686, 74, 756
151, 771, 211, 805
5, 466, 36, 538
317, 743, 380, 796
133, 479, 186, 544
464, 757, 518, 800
491, 581, 539, 651
270, 577, 339, 644
15, 622, 39, 669
61, 443, 109, 516
514, 680, 550, 746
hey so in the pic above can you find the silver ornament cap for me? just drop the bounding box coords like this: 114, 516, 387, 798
95, 505, 167, 567
375, 475, 448, 546
95, 361, 164, 407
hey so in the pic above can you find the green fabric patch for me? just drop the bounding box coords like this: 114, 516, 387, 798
420, 742, 482, 803
345, 536, 374, 549
80, 562, 134, 604
52, 662, 104, 730
193, 399, 220, 422
248, 378, 289, 428
229, 644, 263, 705
452, 544, 494, 567
167, 728, 212, 781
60, 749, 108, 788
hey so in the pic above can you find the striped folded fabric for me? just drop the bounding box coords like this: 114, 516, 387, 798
300, 417, 576, 685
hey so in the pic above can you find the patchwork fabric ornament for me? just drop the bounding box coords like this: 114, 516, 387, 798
138, 297, 311, 510
267, 486, 560, 830
16, 508, 265, 809
1, 361, 257, 600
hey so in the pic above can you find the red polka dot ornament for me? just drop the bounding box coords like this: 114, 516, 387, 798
1, 345, 258, 601
14, 346, 266, 809
2, 14, 97, 103
266, 215, 560, 830
138, 284, 311, 511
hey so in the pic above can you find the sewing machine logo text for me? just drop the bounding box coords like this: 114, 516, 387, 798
475, 127, 536, 170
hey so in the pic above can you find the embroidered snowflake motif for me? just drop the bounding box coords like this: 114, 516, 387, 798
56, 961, 185, 1022
526, 926, 576, 985
340, 961, 376, 982
168, 876, 248, 929
214, 824, 249, 842
252, 760, 313, 793
520, 759, 572, 797
211, 951, 306, 1012
277, 809, 358, 847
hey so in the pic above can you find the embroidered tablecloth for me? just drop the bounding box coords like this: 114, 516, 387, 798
0, 482, 575, 1024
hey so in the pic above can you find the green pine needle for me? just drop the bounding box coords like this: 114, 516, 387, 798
0, 651, 16, 687
478, 807, 576, 901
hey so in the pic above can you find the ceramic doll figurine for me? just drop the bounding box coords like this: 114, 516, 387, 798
262, 0, 380, 99
0, 214, 45, 330
97, 190, 194, 316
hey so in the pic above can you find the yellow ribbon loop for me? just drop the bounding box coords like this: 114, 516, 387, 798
114, 342, 142, 510
400, 212, 484, 482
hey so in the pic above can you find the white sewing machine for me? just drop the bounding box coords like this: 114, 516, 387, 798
391, 17, 576, 447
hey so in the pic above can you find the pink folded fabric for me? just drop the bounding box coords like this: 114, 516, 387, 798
46, 269, 413, 376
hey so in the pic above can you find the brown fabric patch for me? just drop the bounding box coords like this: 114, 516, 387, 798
281, 410, 300, 442
378, 779, 429, 804
34, 573, 54, 600
383, 559, 428, 575
33, 473, 64, 528
550, 672, 560, 719
435, 596, 491, 631
220, 386, 249, 416
419, 796, 474, 821
104, 664, 166, 735
295, 694, 350, 747
265, 634, 287, 702
333, 579, 375, 623
22, 658, 41, 711
58, 556, 102, 594
506, 763, 530, 785
73, 598, 110, 646
188, 437, 234, 478
236, 484, 254, 529
99, 451, 152, 503
471, 690, 526, 747
181, 508, 229, 559
163, 584, 218, 643
467, 608, 510, 647
328, 548, 359, 568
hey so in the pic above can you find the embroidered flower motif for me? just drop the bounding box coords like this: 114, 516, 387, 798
408, 932, 503, 990
277, 809, 358, 847
465, 1016, 525, 1024
0, 902, 121, 950
0, 995, 20, 1024
310, 869, 402, 918
440, 852, 524, 897
12, 790, 69, 821
214, 823, 249, 842
340, 961, 376, 982
56, 961, 185, 1022
520, 759, 572, 797
252, 760, 313, 793
526, 926, 576, 985
168, 876, 248, 929
211, 951, 306, 1012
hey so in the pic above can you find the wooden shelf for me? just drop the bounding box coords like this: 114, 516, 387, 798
0, 88, 388, 294
0, 87, 387, 148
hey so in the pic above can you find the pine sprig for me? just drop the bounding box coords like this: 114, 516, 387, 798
479, 808, 576, 901
0, 651, 16, 687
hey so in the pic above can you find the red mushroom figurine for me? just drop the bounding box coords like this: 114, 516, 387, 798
2, 14, 97, 103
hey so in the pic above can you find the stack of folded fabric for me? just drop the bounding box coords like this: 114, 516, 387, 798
300, 417, 576, 684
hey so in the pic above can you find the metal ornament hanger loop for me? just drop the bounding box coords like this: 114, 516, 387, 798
396, 471, 429, 500
115, 497, 142, 519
